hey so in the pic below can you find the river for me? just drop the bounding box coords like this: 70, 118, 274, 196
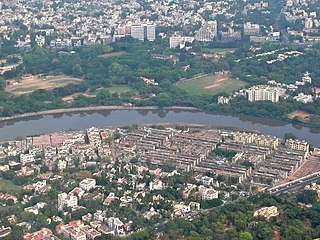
0, 109, 319, 146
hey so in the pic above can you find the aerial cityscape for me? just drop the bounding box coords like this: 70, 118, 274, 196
0, 0, 320, 239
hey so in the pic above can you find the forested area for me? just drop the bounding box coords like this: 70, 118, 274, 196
0, 39, 320, 127
159, 191, 320, 240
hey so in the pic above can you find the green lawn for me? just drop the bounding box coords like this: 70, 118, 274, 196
201, 48, 238, 54
176, 74, 246, 96
98, 85, 136, 94
0, 179, 22, 193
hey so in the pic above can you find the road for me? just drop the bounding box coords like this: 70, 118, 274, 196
268, 173, 320, 195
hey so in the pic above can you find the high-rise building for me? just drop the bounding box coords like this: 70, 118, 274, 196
247, 85, 282, 103
146, 25, 156, 41
195, 20, 217, 42
131, 25, 145, 41
129, 24, 156, 41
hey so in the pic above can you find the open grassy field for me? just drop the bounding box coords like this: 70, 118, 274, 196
98, 51, 127, 58
0, 179, 22, 193
176, 73, 246, 96
62, 85, 135, 102
6, 74, 83, 95
201, 48, 237, 54
105, 85, 135, 94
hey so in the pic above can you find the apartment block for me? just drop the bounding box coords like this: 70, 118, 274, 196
285, 139, 310, 152
247, 85, 283, 103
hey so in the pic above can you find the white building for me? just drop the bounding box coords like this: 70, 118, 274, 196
79, 178, 96, 192
195, 20, 218, 42
146, 25, 156, 41
244, 22, 260, 36
169, 36, 194, 49
218, 96, 230, 104
247, 85, 283, 103
131, 25, 145, 41
58, 193, 78, 211
202, 188, 219, 200
20, 153, 35, 165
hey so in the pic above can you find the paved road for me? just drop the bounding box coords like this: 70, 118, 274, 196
269, 174, 320, 195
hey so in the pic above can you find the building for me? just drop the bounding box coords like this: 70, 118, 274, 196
253, 206, 279, 220
195, 20, 218, 42
131, 25, 145, 41
247, 85, 283, 103
146, 25, 156, 41
169, 36, 194, 49
58, 193, 78, 211
23, 228, 57, 240
217, 96, 231, 104
0, 226, 11, 238
20, 153, 35, 165
79, 178, 96, 192
285, 139, 309, 152
220, 29, 242, 42
244, 22, 260, 36
130, 24, 156, 42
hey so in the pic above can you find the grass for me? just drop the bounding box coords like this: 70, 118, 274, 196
100, 85, 136, 94
201, 48, 238, 54
0, 179, 22, 193
176, 74, 246, 96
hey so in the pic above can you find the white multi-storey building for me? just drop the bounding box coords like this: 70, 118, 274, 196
247, 85, 283, 103
79, 178, 96, 192
131, 25, 145, 41
195, 20, 218, 41
244, 22, 260, 36
146, 25, 156, 41
58, 193, 78, 211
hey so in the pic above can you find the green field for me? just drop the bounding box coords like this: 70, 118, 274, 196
201, 48, 238, 54
0, 179, 22, 193
176, 74, 246, 96
107, 85, 135, 94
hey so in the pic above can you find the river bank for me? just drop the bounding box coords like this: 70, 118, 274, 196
0, 105, 198, 122
0, 108, 319, 146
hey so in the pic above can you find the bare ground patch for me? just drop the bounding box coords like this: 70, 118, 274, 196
6, 74, 83, 95
98, 51, 126, 58
288, 111, 311, 120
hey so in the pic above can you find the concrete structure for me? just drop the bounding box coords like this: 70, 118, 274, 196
244, 22, 260, 36
169, 36, 194, 49
58, 193, 78, 211
195, 20, 218, 42
247, 85, 283, 103
285, 139, 309, 152
79, 178, 96, 192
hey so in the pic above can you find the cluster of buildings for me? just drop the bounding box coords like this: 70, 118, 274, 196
117, 127, 310, 186
284, 0, 320, 42
0, 125, 315, 239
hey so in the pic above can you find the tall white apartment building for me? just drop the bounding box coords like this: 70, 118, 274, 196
130, 24, 156, 41
247, 85, 282, 103
146, 25, 156, 41
131, 25, 145, 41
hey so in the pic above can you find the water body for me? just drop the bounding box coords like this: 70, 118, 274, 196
0, 109, 319, 146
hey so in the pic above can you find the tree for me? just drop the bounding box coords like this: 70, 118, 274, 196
284, 132, 297, 140
296, 190, 318, 204
239, 231, 254, 240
